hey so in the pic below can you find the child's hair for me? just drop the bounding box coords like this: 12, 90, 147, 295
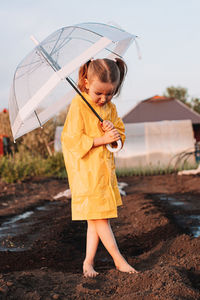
78, 58, 127, 96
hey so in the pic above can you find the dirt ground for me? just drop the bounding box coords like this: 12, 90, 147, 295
0, 174, 200, 300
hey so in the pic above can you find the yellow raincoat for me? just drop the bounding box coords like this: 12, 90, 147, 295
61, 92, 125, 220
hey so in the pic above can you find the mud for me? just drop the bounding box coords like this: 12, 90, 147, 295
0, 174, 199, 299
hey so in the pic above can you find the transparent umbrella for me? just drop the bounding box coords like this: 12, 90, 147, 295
9, 22, 137, 151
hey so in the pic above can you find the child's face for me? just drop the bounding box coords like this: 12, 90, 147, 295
85, 77, 118, 106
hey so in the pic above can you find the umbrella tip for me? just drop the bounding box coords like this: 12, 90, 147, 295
30, 35, 40, 46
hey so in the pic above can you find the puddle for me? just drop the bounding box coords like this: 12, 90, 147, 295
190, 226, 200, 238
159, 196, 185, 206
157, 194, 200, 238
0, 201, 61, 252
171, 201, 185, 206
190, 215, 200, 221
174, 215, 200, 238
3, 211, 34, 225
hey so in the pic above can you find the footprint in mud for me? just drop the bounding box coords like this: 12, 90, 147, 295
76, 282, 100, 294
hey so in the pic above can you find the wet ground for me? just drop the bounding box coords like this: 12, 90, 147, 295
0, 175, 199, 299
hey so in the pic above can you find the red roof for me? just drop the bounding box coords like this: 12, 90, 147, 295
144, 95, 174, 102
123, 95, 200, 124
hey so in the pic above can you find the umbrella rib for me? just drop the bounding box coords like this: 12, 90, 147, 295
51, 37, 122, 59
50, 38, 72, 56
12, 73, 20, 113
34, 111, 42, 127
17, 59, 42, 70
16, 55, 47, 80
104, 47, 122, 58
49, 28, 76, 56
16, 60, 43, 79
49, 28, 65, 56
75, 22, 128, 34
16, 62, 43, 80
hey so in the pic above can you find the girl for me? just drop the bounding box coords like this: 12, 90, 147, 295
61, 58, 137, 277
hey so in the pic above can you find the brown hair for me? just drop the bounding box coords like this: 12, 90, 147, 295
78, 58, 127, 96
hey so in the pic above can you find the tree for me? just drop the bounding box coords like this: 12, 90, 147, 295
191, 97, 200, 114
164, 86, 200, 114
164, 86, 190, 105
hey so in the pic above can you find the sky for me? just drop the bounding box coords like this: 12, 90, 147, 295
1, 0, 200, 117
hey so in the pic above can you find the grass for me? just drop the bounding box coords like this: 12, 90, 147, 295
0, 150, 198, 184
116, 161, 198, 177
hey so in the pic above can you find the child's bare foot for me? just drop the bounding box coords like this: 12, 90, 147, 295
117, 264, 138, 274
115, 259, 138, 274
83, 261, 99, 278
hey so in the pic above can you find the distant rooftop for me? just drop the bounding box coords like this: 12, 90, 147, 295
123, 95, 200, 124
143, 95, 174, 102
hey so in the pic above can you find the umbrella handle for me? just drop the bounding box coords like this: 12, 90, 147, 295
106, 139, 122, 153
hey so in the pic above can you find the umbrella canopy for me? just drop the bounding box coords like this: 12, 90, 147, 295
9, 22, 137, 141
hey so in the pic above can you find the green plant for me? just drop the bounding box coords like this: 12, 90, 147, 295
116, 162, 197, 178
0, 151, 45, 183
0, 150, 67, 183
0, 149, 197, 184
44, 152, 67, 178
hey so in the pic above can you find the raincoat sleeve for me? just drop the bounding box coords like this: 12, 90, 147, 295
111, 103, 126, 147
61, 97, 94, 159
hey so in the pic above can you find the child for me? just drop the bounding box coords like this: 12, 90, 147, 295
61, 58, 138, 277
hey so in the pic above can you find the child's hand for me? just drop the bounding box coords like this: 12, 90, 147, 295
101, 120, 114, 132
103, 128, 121, 144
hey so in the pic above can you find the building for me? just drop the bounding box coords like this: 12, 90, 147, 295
123, 95, 200, 142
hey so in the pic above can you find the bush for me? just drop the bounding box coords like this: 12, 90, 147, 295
0, 107, 68, 158
44, 152, 67, 179
16, 108, 68, 157
0, 150, 48, 183
0, 151, 67, 183
18, 119, 57, 158
0, 107, 69, 183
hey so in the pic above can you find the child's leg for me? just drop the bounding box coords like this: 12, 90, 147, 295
94, 219, 138, 273
83, 220, 99, 277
